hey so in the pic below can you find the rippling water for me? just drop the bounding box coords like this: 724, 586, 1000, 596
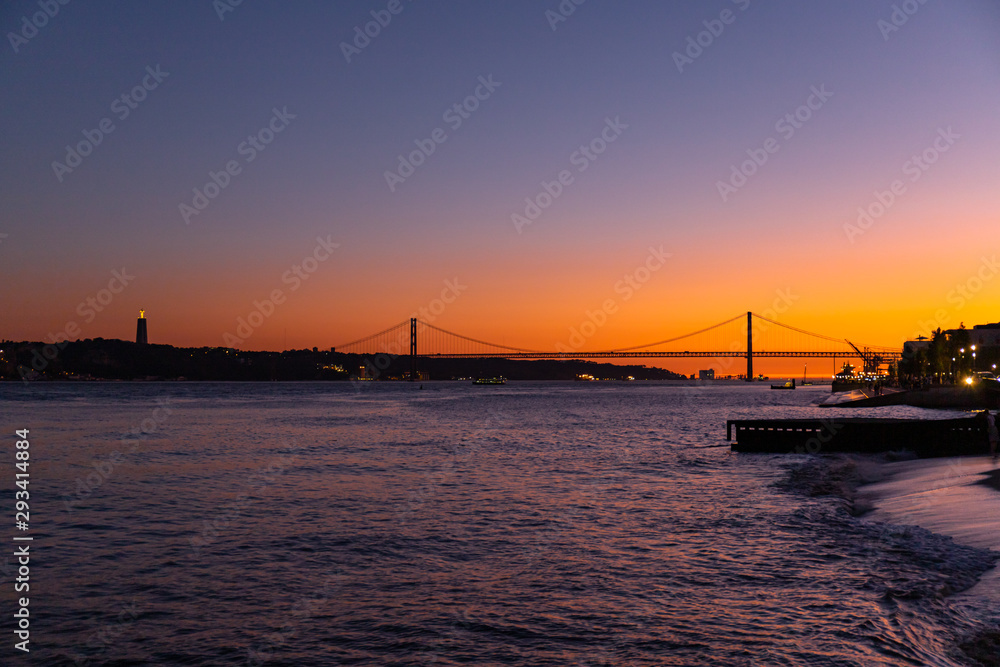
1, 381, 997, 665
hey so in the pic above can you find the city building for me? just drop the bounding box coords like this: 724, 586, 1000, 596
969, 322, 1000, 348
902, 338, 930, 358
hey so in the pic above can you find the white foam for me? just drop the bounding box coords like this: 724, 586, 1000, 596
858, 455, 1000, 601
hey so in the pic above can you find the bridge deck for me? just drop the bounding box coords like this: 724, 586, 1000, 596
418, 351, 903, 360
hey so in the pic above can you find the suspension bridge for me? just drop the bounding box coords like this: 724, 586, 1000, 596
333, 312, 903, 380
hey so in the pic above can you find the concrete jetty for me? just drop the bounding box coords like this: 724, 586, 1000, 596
727, 414, 992, 456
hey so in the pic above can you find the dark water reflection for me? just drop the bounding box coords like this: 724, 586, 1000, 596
1, 381, 995, 665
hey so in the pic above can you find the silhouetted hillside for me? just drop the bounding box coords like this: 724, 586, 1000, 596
0, 339, 684, 382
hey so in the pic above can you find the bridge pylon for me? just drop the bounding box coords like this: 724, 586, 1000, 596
746, 311, 753, 381
409, 318, 417, 381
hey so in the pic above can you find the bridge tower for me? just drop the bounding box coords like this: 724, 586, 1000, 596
409, 317, 417, 381
746, 311, 753, 381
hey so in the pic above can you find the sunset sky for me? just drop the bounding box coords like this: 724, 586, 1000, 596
3, 1, 999, 375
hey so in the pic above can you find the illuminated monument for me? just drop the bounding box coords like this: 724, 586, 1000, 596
136, 310, 148, 345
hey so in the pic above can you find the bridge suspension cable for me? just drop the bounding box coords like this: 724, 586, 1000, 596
335, 320, 410, 354
751, 313, 847, 344
416, 321, 543, 354
753, 312, 900, 354
609, 314, 747, 352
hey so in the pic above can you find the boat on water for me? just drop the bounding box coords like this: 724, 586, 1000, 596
771, 379, 796, 390
472, 377, 506, 385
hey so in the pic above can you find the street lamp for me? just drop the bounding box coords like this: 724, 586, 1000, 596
971, 345, 976, 371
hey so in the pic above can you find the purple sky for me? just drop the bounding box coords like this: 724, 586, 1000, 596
3, 0, 999, 363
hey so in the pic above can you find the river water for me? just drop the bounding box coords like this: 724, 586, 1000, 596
1, 381, 997, 665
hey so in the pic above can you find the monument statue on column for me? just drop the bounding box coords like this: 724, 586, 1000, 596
136, 310, 148, 345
